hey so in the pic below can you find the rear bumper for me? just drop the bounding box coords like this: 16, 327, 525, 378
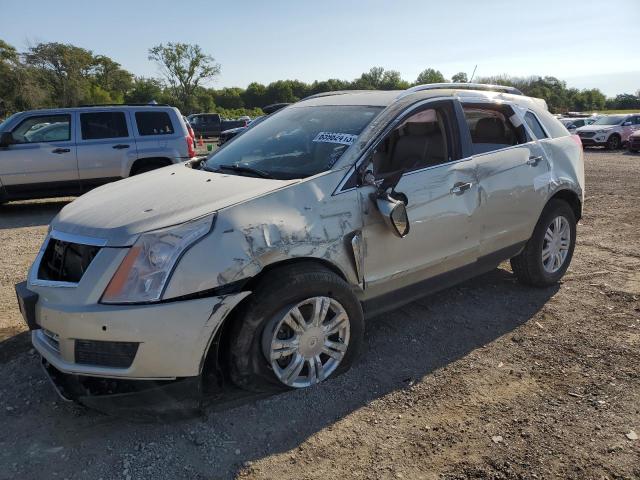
31, 292, 250, 380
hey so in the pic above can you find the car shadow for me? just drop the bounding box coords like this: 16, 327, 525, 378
0, 266, 560, 479
0, 199, 71, 229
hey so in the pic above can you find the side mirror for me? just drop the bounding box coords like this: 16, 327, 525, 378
622, 121, 632, 126
0, 132, 14, 148
375, 193, 410, 238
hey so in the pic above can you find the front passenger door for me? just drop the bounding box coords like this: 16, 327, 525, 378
0, 113, 79, 198
361, 100, 479, 301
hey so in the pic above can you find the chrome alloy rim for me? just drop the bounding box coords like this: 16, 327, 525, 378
262, 296, 350, 388
542, 215, 571, 273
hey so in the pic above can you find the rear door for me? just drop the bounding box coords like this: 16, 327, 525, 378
464, 104, 550, 257
76, 110, 135, 188
0, 113, 79, 198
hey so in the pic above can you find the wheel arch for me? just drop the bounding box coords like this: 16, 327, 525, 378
128, 157, 173, 176
548, 188, 582, 221
199, 256, 350, 379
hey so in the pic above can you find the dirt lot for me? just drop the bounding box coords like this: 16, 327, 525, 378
0, 150, 638, 479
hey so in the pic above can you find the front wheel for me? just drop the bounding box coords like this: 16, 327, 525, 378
606, 134, 621, 150
511, 199, 577, 287
227, 263, 364, 391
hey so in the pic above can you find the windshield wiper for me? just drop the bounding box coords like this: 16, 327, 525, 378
216, 164, 274, 179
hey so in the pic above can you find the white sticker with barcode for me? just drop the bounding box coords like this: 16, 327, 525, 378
312, 131, 357, 145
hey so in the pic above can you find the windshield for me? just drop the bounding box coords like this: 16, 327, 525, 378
0, 112, 20, 131
203, 105, 383, 179
592, 115, 626, 126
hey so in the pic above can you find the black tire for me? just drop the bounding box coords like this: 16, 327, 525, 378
227, 262, 364, 392
606, 134, 621, 150
510, 199, 576, 287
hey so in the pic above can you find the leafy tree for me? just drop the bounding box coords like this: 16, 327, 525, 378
23, 42, 96, 106
415, 68, 446, 85
242, 82, 267, 108
214, 87, 245, 109
124, 77, 165, 104
452, 72, 468, 83
264, 80, 296, 104
148, 42, 221, 111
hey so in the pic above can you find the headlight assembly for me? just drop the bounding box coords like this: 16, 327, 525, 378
101, 214, 215, 304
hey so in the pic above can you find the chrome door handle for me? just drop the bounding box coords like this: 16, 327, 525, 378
112, 144, 130, 149
527, 155, 543, 166
52, 148, 70, 154
450, 182, 473, 195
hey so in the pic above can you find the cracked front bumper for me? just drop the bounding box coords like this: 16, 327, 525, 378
31, 292, 249, 380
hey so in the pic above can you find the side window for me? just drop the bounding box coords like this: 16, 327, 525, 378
525, 111, 548, 139
135, 111, 175, 136
374, 105, 453, 177
574, 120, 584, 128
463, 106, 526, 154
633, 116, 640, 125
11, 115, 71, 143
80, 112, 128, 140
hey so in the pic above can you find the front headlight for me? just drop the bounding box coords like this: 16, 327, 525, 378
101, 214, 215, 304
596, 129, 609, 134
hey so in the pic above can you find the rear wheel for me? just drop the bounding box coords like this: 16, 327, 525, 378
606, 134, 621, 150
511, 199, 576, 287
227, 263, 364, 391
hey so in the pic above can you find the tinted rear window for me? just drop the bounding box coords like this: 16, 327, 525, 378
81, 112, 128, 140
135, 111, 174, 136
525, 111, 548, 139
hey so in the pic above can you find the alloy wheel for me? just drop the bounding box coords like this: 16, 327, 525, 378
542, 215, 571, 274
262, 296, 350, 388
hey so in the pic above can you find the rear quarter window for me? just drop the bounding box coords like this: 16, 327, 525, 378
524, 111, 548, 139
532, 108, 570, 138
135, 111, 175, 136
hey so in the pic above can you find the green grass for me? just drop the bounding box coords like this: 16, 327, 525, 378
590, 109, 640, 114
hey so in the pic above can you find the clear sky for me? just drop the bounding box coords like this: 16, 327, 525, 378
1, 0, 638, 96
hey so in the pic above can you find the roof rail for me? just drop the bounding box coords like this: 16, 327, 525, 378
301, 90, 376, 101
78, 103, 170, 107
398, 83, 524, 99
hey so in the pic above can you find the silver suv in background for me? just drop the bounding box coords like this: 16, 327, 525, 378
16, 84, 584, 402
575, 113, 640, 149
0, 105, 194, 202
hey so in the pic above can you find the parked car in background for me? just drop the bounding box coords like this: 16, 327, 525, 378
0, 105, 194, 202
560, 117, 596, 134
217, 103, 292, 147
576, 113, 640, 149
188, 113, 248, 138
628, 130, 640, 152
17, 84, 584, 401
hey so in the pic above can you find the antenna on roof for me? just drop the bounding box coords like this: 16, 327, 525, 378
469, 65, 477, 83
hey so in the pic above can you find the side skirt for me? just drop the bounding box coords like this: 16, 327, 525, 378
361, 242, 526, 318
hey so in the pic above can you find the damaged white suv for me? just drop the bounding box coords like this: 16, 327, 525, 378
16, 84, 584, 401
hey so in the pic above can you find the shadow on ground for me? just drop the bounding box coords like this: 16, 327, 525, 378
0, 266, 559, 479
0, 199, 70, 229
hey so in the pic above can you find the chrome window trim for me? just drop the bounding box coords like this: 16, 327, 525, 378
28, 230, 107, 288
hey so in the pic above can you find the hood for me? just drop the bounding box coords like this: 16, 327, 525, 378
52, 163, 298, 246
576, 124, 615, 132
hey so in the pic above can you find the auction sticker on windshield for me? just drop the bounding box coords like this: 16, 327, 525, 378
312, 132, 358, 145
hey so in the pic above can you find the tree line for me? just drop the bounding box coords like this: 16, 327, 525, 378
1, 39, 638, 119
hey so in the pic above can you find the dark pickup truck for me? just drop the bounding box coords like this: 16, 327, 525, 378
188, 113, 248, 138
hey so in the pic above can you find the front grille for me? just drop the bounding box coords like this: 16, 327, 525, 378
75, 340, 139, 368
41, 329, 60, 353
578, 132, 595, 138
38, 238, 100, 283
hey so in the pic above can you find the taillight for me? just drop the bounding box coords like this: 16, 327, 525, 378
186, 135, 195, 158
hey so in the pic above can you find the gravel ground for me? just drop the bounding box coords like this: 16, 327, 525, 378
0, 149, 639, 479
